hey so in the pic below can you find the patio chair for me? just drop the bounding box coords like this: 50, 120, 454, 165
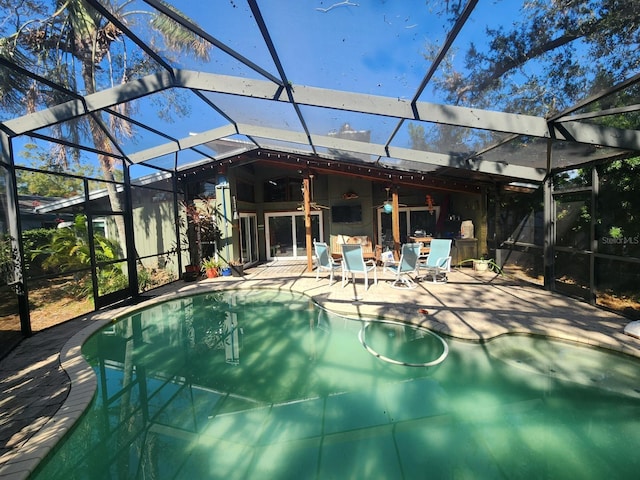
314, 241, 341, 284
418, 239, 452, 284
386, 243, 421, 289
341, 244, 378, 290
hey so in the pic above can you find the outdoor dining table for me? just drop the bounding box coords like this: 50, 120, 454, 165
409, 236, 432, 255
331, 251, 377, 261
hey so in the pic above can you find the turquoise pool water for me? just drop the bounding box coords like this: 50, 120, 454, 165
32, 290, 640, 479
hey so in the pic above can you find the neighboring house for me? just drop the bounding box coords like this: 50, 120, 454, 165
31, 172, 177, 266
18, 195, 74, 231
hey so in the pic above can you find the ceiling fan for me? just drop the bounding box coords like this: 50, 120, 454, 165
297, 174, 329, 211
373, 187, 406, 212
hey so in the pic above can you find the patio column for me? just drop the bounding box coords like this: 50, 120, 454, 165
543, 139, 554, 290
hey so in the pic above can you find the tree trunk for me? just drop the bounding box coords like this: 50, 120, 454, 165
81, 61, 128, 254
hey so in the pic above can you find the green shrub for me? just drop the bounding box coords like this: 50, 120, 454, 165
40, 215, 125, 299
23, 228, 55, 276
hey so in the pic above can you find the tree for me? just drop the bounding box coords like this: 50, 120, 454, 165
16, 143, 96, 197
0, 0, 211, 247
407, 1, 640, 169
427, 0, 640, 115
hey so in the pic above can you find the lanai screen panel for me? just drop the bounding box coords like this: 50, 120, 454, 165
551, 141, 633, 171
104, 90, 234, 156
387, 121, 515, 158
479, 137, 549, 171
200, 91, 303, 133
103, 0, 278, 81
244, 137, 314, 158
200, 137, 259, 160
12, 135, 126, 181
1, 1, 639, 178
140, 153, 178, 171
0, 71, 79, 122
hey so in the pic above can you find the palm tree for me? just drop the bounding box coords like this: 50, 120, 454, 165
2, 7, 211, 465
1, 0, 211, 246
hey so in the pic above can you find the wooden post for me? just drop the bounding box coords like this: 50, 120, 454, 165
392, 186, 400, 259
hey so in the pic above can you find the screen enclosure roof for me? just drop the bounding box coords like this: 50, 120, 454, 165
1, 0, 639, 187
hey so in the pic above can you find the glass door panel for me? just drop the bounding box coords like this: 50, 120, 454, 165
377, 207, 441, 249
266, 212, 323, 259
554, 192, 591, 300
295, 215, 321, 259
378, 210, 408, 247
409, 209, 438, 237
239, 214, 258, 265
378, 209, 396, 250
267, 215, 293, 258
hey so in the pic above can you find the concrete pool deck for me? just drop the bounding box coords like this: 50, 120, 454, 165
2, 262, 639, 479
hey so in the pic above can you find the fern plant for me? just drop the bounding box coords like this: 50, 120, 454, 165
38, 215, 126, 298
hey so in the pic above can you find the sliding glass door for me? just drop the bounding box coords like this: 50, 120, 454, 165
377, 206, 440, 250
265, 212, 322, 260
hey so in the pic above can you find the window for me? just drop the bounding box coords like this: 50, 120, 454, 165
237, 180, 255, 203
201, 180, 217, 199
264, 177, 303, 202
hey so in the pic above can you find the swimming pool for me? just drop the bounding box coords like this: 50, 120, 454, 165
32, 290, 640, 479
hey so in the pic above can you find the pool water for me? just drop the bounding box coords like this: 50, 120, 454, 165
32, 290, 640, 479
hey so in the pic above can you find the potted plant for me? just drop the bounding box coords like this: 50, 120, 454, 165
175, 197, 222, 281
202, 257, 221, 278
473, 258, 491, 272
460, 255, 503, 274
183, 263, 201, 282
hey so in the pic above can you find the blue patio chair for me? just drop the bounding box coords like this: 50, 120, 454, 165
341, 244, 377, 290
386, 243, 421, 289
419, 239, 452, 283
314, 241, 341, 284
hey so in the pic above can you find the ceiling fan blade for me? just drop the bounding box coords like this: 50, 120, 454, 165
299, 202, 330, 210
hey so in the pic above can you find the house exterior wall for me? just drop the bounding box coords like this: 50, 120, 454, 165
221, 163, 487, 263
